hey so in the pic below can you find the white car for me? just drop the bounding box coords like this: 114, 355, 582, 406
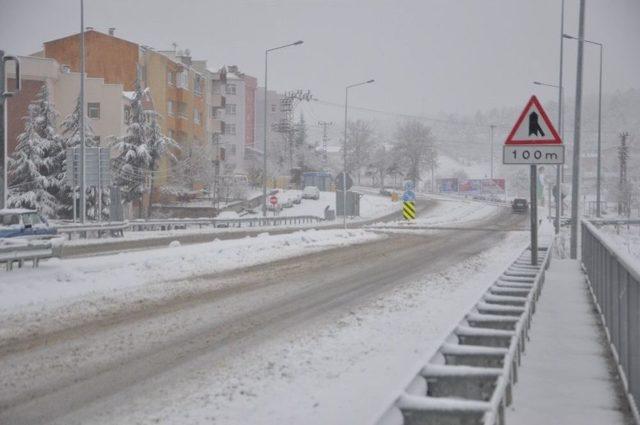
302, 186, 320, 200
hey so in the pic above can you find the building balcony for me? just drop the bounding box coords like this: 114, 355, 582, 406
211, 94, 225, 109
209, 119, 224, 134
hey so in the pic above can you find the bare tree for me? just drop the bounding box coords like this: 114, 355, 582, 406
392, 120, 436, 186
344, 119, 374, 184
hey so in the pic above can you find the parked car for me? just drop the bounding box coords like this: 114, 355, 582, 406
379, 188, 392, 197
302, 186, 320, 200
512, 198, 529, 213
0, 209, 57, 239
282, 198, 294, 208
292, 193, 302, 204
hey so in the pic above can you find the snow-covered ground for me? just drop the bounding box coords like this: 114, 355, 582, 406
51, 230, 530, 425
270, 189, 397, 220
0, 229, 383, 318
436, 154, 489, 179
598, 223, 640, 259
370, 196, 500, 228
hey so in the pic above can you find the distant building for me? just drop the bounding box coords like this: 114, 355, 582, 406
217, 65, 257, 175
254, 88, 285, 160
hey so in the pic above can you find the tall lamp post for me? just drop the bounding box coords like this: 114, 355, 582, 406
533, 80, 564, 234
343, 79, 374, 229
262, 40, 303, 217
564, 33, 604, 217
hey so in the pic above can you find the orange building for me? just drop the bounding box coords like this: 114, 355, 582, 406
42, 29, 225, 196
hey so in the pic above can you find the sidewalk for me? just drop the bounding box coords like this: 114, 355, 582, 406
508, 259, 632, 425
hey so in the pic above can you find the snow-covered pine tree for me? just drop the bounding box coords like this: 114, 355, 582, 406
7, 85, 60, 216
113, 79, 151, 218
145, 110, 178, 217
56, 95, 97, 218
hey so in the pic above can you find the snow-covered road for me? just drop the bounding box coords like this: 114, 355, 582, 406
0, 205, 528, 425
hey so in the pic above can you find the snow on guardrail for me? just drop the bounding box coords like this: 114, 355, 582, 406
374, 239, 553, 425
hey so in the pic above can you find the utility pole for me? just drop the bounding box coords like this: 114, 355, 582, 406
618, 132, 629, 215
489, 124, 496, 179
570, 0, 586, 259
0, 53, 21, 209
79, 0, 87, 223
556, 0, 565, 234
318, 121, 333, 167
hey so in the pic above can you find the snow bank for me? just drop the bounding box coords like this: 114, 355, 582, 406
0, 229, 383, 314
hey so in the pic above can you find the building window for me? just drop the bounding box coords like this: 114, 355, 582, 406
231, 144, 237, 155
194, 74, 203, 96
271, 104, 276, 112
211, 106, 217, 118
169, 130, 175, 140
225, 124, 236, 135
194, 109, 201, 125
167, 101, 174, 116
177, 102, 187, 118
93, 135, 101, 146
87, 102, 100, 119
177, 70, 188, 89
225, 84, 236, 95
225, 103, 236, 115
168, 71, 175, 85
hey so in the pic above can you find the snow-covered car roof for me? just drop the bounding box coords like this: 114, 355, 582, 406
0, 208, 37, 214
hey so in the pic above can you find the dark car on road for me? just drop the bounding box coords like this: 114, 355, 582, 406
511, 198, 529, 213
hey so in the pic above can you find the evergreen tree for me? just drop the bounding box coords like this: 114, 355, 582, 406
56, 95, 96, 218
146, 112, 178, 217
7, 85, 59, 215
113, 79, 151, 217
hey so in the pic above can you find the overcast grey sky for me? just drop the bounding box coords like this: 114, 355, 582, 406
1, 0, 639, 119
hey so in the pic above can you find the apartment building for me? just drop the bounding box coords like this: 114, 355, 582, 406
254, 87, 285, 155
6, 55, 125, 156
217, 65, 257, 175
41, 29, 226, 195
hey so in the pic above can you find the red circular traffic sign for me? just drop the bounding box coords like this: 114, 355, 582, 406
269, 195, 278, 205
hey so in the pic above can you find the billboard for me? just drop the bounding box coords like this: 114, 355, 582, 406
458, 179, 483, 194
437, 178, 459, 193
481, 179, 506, 194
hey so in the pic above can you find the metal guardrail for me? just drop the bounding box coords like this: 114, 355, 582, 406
0, 240, 59, 271
581, 219, 640, 423
375, 242, 552, 425
55, 215, 324, 239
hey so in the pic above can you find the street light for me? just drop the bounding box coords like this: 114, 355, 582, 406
532, 80, 564, 234
343, 79, 374, 229
564, 33, 604, 217
262, 40, 303, 217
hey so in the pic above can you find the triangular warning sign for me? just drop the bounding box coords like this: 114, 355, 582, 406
505, 95, 562, 145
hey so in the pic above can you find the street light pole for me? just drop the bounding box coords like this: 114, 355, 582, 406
563, 34, 604, 218
533, 80, 563, 233
262, 40, 303, 217
343, 79, 374, 230
79, 0, 86, 222
595, 43, 603, 217
568, 0, 586, 259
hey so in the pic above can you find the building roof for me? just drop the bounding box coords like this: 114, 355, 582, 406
43, 29, 139, 48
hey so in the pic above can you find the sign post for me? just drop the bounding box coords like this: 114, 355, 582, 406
503, 95, 564, 265
402, 181, 416, 221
